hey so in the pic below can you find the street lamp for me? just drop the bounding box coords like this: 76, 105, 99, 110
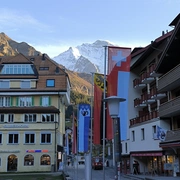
103, 96, 126, 180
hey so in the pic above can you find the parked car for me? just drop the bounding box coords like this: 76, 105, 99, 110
92, 157, 103, 170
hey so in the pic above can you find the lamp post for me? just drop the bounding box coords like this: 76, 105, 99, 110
103, 96, 126, 180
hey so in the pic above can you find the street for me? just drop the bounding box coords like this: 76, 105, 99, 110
65, 164, 129, 180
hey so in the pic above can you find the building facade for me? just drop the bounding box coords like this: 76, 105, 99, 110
121, 13, 180, 177
0, 53, 71, 172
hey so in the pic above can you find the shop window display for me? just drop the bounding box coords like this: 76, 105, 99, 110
40, 154, 51, 165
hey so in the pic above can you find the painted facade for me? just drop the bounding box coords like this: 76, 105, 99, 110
0, 53, 71, 172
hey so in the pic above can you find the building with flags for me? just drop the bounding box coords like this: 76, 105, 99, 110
122, 13, 180, 176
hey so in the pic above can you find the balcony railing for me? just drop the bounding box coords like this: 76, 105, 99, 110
129, 111, 158, 126
149, 63, 162, 77
141, 71, 155, 84
133, 78, 146, 89
159, 96, 180, 117
158, 63, 180, 92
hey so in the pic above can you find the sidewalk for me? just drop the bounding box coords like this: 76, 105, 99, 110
123, 173, 180, 180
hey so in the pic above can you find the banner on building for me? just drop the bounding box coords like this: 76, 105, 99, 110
157, 126, 167, 141
78, 103, 91, 152
107, 46, 131, 140
72, 113, 77, 154
93, 73, 106, 145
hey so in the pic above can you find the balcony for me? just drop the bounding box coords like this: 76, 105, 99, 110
150, 86, 166, 100
133, 78, 146, 89
141, 93, 156, 104
129, 111, 158, 126
149, 63, 162, 77
158, 63, 180, 92
159, 96, 180, 117
141, 71, 155, 84
134, 98, 147, 108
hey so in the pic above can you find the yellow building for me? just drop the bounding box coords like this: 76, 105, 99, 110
0, 53, 71, 172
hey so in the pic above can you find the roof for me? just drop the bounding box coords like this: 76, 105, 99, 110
131, 31, 172, 70
169, 13, 180, 26
155, 17, 180, 74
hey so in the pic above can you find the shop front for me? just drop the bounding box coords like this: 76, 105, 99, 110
131, 151, 165, 175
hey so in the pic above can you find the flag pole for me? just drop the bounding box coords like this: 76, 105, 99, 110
90, 72, 94, 180
103, 46, 107, 180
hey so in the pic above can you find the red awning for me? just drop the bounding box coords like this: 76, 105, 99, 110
131, 152, 163, 156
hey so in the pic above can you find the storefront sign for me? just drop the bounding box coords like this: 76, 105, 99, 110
164, 163, 173, 170
26, 149, 49, 153
3, 124, 29, 128
131, 152, 163, 156
0, 150, 20, 153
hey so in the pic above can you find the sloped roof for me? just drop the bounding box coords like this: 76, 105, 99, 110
155, 16, 180, 74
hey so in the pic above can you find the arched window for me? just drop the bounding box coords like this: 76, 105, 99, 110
40, 154, 51, 165
24, 154, 34, 166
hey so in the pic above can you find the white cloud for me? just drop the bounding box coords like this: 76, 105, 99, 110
0, 8, 50, 31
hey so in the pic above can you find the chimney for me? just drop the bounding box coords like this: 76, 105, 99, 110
162, 31, 165, 36
42, 53, 46, 60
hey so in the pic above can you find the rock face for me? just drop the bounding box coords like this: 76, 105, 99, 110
0, 32, 41, 56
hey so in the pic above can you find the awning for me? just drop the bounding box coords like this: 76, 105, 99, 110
131, 152, 163, 157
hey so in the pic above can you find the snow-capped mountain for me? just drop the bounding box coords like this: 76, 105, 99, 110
53, 40, 115, 74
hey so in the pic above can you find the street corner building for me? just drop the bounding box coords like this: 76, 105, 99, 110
0, 53, 71, 172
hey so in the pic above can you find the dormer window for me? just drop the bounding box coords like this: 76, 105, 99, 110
0, 64, 34, 74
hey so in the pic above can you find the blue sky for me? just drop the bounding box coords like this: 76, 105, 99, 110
0, 0, 179, 58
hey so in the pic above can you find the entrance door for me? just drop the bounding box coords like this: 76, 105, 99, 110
7, 154, 18, 171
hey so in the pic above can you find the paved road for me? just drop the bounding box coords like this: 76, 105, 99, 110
65, 164, 129, 180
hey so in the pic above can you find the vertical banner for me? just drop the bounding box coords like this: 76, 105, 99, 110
107, 46, 131, 140
72, 113, 77, 154
66, 132, 69, 156
78, 103, 91, 153
93, 73, 105, 145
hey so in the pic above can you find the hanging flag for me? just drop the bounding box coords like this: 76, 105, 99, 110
72, 113, 77, 154
157, 126, 167, 141
66, 132, 69, 155
107, 46, 131, 140
93, 73, 106, 145
78, 103, 91, 152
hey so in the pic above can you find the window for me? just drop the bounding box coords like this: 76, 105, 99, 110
42, 96, 50, 106
0, 97, 11, 107
8, 133, 19, 144
41, 133, 51, 144
25, 133, 35, 144
132, 131, 135, 141
39, 67, 49, 70
0, 81, 9, 89
40, 154, 51, 165
8, 114, 14, 122
19, 97, 32, 107
1, 64, 34, 74
42, 114, 54, 122
0, 114, 4, 123
24, 114, 36, 122
21, 81, 30, 88
141, 128, 145, 140
46, 79, 55, 87
125, 142, 128, 153
0, 134, 2, 144
24, 154, 34, 166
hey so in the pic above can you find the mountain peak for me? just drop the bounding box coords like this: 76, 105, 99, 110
53, 40, 117, 74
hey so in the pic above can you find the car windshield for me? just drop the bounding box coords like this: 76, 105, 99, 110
95, 158, 102, 163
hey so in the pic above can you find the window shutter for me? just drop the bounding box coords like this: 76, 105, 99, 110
11, 97, 13, 106
32, 97, 34, 106
40, 97, 42, 106
16, 97, 19, 106
49, 97, 51, 106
